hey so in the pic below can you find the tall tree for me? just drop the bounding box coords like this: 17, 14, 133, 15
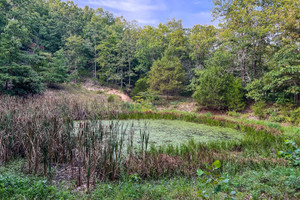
213, 0, 282, 86
189, 25, 218, 69
65, 35, 89, 82
118, 22, 138, 88
149, 54, 185, 97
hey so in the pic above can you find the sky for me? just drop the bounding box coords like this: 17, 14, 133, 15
67, 0, 217, 28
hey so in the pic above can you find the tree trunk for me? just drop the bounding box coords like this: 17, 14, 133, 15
94, 38, 97, 79
128, 61, 131, 88
295, 94, 300, 105
253, 59, 257, 79
242, 50, 246, 87
120, 67, 123, 89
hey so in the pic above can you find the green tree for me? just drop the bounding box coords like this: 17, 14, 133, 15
118, 24, 138, 89
213, 0, 282, 86
0, 0, 9, 33
247, 45, 300, 104
41, 49, 69, 86
65, 35, 89, 82
83, 8, 114, 79
131, 76, 149, 98
193, 66, 245, 110
0, 19, 30, 65
96, 19, 124, 86
0, 64, 44, 96
148, 55, 185, 97
189, 25, 218, 69
135, 24, 168, 74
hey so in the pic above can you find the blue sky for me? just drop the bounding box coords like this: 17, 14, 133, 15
68, 0, 217, 28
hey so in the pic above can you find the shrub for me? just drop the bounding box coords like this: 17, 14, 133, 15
193, 66, 245, 111
197, 160, 236, 200
131, 76, 149, 97
107, 94, 120, 102
204, 112, 213, 117
246, 79, 265, 102
0, 64, 44, 96
278, 140, 300, 166
227, 111, 241, 118
251, 101, 266, 119
133, 91, 160, 103
281, 105, 300, 125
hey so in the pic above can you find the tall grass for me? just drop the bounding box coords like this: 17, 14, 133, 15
0, 95, 292, 190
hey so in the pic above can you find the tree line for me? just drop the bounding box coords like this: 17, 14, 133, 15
0, 0, 299, 109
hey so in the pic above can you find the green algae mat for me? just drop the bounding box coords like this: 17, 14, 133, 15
97, 119, 244, 146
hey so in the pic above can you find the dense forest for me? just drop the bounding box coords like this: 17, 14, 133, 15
0, 0, 299, 109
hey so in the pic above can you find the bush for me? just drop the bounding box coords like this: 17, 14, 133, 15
227, 111, 241, 118
131, 76, 149, 97
0, 172, 73, 200
133, 91, 160, 103
251, 101, 266, 119
107, 94, 120, 103
246, 79, 265, 102
281, 105, 300, 125
0, 64, 44, 96
278, 140, 300, 166
193, 67, 245, 111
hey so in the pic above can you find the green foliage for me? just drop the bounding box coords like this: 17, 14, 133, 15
227, 111, 241, 118
0, 64, 44, 96
246, 79, 266, 102
264, 45, 300, 104
251, 101, 266, 119
41, 49, 70, 85
107, 94, 120, 103
149, 54, 185, 96
133, 91, 160, 104
131, 76, 149, 97
278, 140, 300, 166
225, 78, 246, 111
0, 171, 73, 200
230, 166, 300, 199
193, 67, 245, 111
65, 35, 90, 82
247, 45, 300, 104
0, 19, 30, 65
189, 25, 218, 67
197, 160, 236, 200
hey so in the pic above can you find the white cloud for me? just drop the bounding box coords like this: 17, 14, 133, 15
83, 0, 166, 25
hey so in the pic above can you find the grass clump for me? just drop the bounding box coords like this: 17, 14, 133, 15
251, 101, 266, 119
107, 94, 120, 102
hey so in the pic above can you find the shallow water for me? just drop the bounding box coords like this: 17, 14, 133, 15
75, 119, 244, 146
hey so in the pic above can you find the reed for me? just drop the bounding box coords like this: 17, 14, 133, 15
0, 95, 292, 190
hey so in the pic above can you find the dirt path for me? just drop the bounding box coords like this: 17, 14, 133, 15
83, 81, 132, 102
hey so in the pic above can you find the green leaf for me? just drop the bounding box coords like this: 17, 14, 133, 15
213, 160, 221, 169
197, 169, 204, 177
215, 185, 222, 192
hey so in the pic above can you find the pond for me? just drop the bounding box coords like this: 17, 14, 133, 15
74, 119, 244, 146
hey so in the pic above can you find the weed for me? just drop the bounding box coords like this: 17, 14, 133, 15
197, 160, 236, 200
251, 101, 266, 119
278, 140, 300, 166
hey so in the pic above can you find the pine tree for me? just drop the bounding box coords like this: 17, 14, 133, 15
149, 54, 185, 98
